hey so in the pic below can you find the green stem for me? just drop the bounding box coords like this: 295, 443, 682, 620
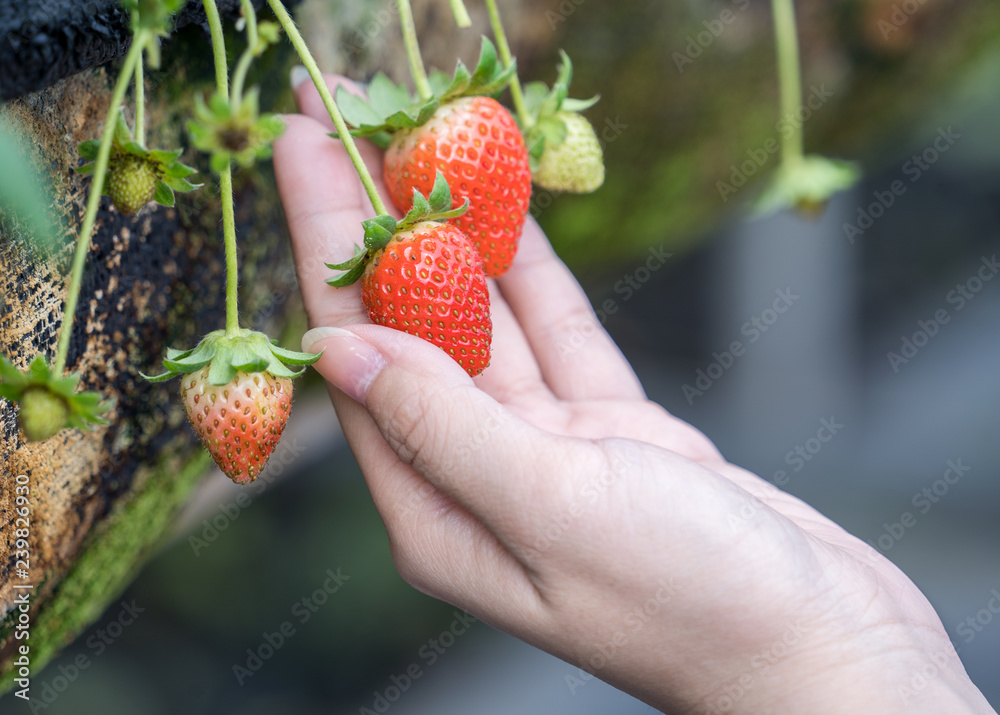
484, 0, 529, 128
267, 0, 389, 216
771, 0, 804, 163
396, 0, 433, 101
448, 0, 471, 28
203, 0, 241, 336
230, 0, 259, 112
134, 54, 145, 146
53, 29, 152, 375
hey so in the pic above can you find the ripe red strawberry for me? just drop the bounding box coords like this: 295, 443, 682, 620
106, 153, 159, 215
362, 220, 492, 376
180, 366, 292, 485
327, 173, 492, 376
383, 96, 531, 278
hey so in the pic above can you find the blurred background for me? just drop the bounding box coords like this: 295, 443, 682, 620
3, 0, 999, 712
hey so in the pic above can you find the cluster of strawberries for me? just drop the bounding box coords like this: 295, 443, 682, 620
330, 40, 604, 378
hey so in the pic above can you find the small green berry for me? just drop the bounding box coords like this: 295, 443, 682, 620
18, 386, 69, 441
534, 112, 605, 194
106, 154, 159, 215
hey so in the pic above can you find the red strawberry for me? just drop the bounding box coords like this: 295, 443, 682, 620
384, 96, 531, 278
180, 366, 292, 484
361, 220, 492, 376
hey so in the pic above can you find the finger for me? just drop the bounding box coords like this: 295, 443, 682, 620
325, 387, 545, 630
472, 282, 550, 405
273, 113, 375, 329
300, 323, 590, 541
498, 221, 646, 402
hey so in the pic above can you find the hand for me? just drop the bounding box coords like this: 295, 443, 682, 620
272, 73, 994, 714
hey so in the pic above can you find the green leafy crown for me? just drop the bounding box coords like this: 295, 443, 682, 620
334, 37, 516, 148
142, 329, 321, 386
188, 89, 285, 174
521, 51, 600, 172
0, 356, 109, 438
326, 172, 468, 287
77, 110, 201, 209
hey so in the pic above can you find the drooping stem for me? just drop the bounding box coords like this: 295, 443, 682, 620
267, 0, 389, 216
230, 0, 259, 112
134, 52, 145, 146
448, 0, 471, 28
771, 0, 804, 164
203, 0, 241, 337
484, 0, 529, 128
396, 0, 433, 101
53, 29, 153, 375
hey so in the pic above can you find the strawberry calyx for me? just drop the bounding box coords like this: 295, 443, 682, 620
77, 109, 201, 211
326, 172, 468, 287
188, 88, 285, 174
754, 155, 861, 218
520, 50, 600, 173
334, 37, 516, 148
141, 329, 321, 386
0, 355, 109, 442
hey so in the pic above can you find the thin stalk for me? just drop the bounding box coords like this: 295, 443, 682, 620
267, 0, 389, 216
396, 0, 432, 101
771, 0, 804, 164
202, 0, 241, 336
53, 29, 152, 375
484, 0, 529, 128
230, 0, 259, 112
448, 0, 471, 28
134, 53, 145, 146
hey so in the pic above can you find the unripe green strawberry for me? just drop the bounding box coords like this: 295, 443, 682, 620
180, 367, 293, 485
18, 386, 69, 442
533, 112, 604, 194
106, 154, 159, 215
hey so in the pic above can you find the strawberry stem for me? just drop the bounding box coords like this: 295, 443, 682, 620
230, 0, 259, 113
134, 51, 145, 147
397, 0, 433, 101
771, 0, 804, 165
484, 0, 530, 128
203, 0, 242, 337
448, 0, 472, 28
266, 0, 390, 216
53, 27, 154, 376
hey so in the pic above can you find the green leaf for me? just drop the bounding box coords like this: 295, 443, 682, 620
230, 342, 269, 373
362, 215, 397, 249
367, 73, 414, 118
113, 110, 133, 146
164, 161, 197, 179
75, 163, 97, 175
77, 140, 100, 160
326, 260, 367, 288
153, 181, 175, 207
207, 357, 236, 387
335, 87, 385, 129
561, 96, 600, 113
150, 148, 183, 164
139, 369, 179, 383
163, 175, 200, 193
426, 171, 452, 211
268, 344, 323, 366
262, 358, 301, 379
536, 115, 568, 148
0, 384, 20, 401
0, 118, 58, 250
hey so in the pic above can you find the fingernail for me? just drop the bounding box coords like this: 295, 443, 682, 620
290, 65, 310, 90
302, 327, 386, 403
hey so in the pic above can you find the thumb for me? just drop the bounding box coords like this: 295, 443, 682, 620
301, 324, 570, 520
